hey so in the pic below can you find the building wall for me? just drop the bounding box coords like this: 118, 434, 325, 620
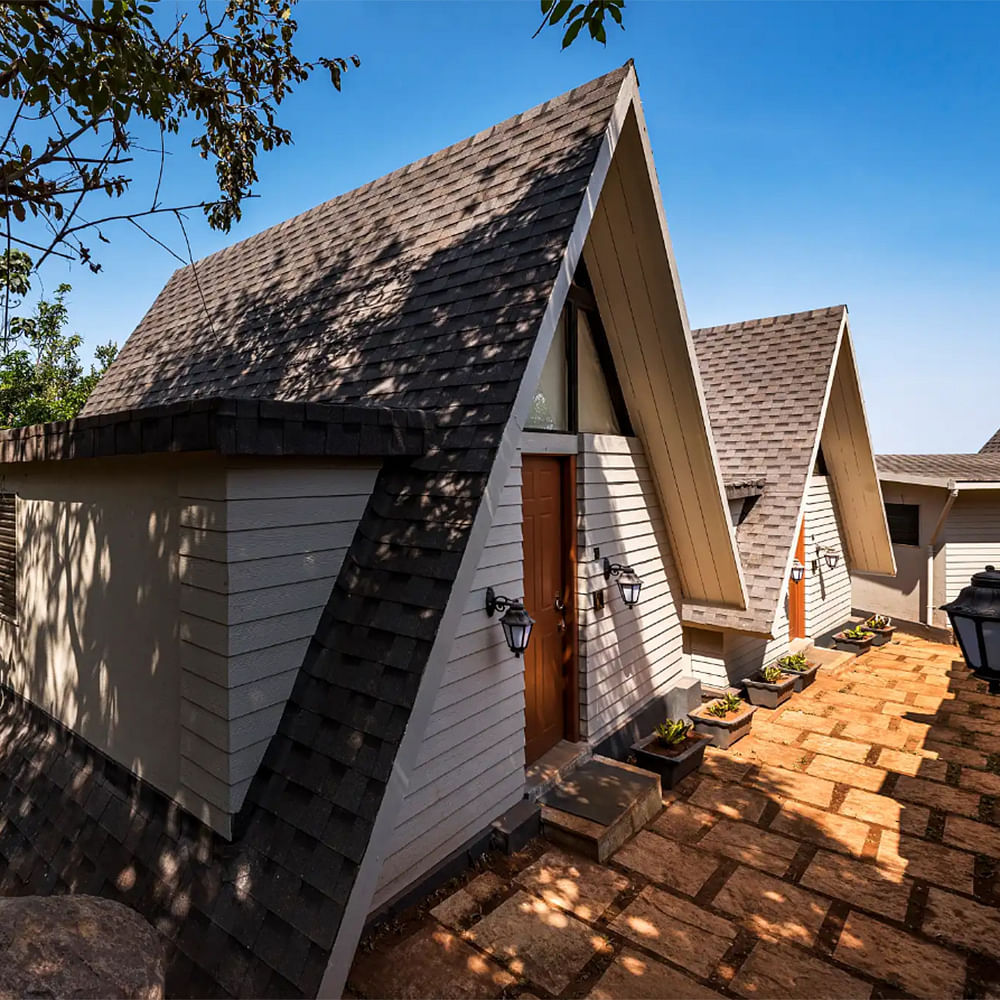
944, 492, 1000, 601
0, 454, 191, 799
722, 600, 791, 684
803, 475, 852, 637
852, 483, 948, 628
577, 434, 686, 744
372, 455, 527, 911
177, 459, 380, 834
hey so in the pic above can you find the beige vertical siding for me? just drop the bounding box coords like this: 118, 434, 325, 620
577, 434, 686, 744
804, 475, 852, 637
945, 493, 1000, 600
177, 459, 379, 833
371, 456, 526, 911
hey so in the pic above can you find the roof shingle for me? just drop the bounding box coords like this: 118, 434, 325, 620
878, 453, 1000, 483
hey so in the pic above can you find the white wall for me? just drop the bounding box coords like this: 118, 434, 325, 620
577, 435, 686, 745
371, 456, 526, 911
177, 459, 379, 834
804, 475, 852, 637
945, 492, 1000, 600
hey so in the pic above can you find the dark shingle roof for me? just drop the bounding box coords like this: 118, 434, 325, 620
688, 306, 846, 633
878, 453, 1000, 483
0, 65, 632, 998
981, 429, 1000, 454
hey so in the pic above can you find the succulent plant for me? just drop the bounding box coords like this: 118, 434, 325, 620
777, 652, 810, 672
654, 718, 692, 746
866, 614, 891, 630
842, 624, 875, 641
762, 664, 784, 683
706, 692, 744, 717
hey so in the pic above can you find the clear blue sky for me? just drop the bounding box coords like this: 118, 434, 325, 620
34, 0, 1000, 453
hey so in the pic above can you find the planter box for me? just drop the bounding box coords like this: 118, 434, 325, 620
631, 731, 711, 789
689, 701, 756, 750
743, 672, 796, 709
867, 625, 896, 647
779, 662, 820, 692
834, 631, 875, 655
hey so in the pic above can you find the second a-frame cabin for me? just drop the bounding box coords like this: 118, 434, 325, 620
0, 63, 893, 996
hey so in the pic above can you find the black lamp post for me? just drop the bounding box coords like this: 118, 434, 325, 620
604, 558, 643, 608
485, 587, 535, 658
941, 565, 1000, 692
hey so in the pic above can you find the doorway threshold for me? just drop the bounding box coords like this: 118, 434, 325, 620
525, 740, 590, 802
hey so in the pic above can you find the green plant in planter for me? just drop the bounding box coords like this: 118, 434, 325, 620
654, 718, 692, 746
842, 624, 875, 641
777, 652, 809, 672
762, 664, 784, 683
706, 692, 744, 717
866, 615, 891, 630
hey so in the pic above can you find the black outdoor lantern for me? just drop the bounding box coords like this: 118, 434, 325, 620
941, 565, 1000, 692
815, 543, 840, 571
485, 587, 535, 658
604, 558, 643, 608
790, 559, 806, 584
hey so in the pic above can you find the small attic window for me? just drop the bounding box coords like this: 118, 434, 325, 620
886, 502, 919, 547
814, 447, 829, 476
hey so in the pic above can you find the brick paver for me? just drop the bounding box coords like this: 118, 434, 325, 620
349, 633, 1000, 999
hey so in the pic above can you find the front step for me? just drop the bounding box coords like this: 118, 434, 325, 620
539, 755, 661, 863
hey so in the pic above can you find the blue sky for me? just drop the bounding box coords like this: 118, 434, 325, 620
28, 1, 1000, 453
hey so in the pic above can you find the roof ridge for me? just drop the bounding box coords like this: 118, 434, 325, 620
173, 63, 632, 277
692, 303, 846, 335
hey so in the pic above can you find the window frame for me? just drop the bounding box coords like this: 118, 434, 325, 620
885, 501, 920, 547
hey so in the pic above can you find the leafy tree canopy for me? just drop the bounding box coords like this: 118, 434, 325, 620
0, 248, 117, 428
0, 0, 625, 278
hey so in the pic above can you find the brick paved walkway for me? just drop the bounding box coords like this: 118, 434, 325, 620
349, 633, 1000, 999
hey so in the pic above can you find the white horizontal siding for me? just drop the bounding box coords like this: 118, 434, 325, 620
945, 494, 1000, 600
372, 457, 526, 910
177, 460, 379, 833
685, 627, 725, 687
578, 434, 687, 745
724, 593, 791, 684
804, 475, 852, 637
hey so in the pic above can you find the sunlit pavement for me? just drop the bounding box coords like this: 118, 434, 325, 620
348, 633, 1000, 999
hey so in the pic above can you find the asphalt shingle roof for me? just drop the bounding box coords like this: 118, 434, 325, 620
981, 429, 1000, 454
687, 306, 846, 634
878, 453, 1000, 483
0, 66, 632, 998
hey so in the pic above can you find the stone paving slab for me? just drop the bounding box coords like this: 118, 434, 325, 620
349, 634, 1000, 999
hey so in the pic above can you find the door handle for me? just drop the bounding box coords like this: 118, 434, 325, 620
554, 595, 567, 631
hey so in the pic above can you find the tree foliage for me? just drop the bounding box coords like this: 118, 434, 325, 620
0, 0, 359, 273
0, 248, 117, 428
535, 0, 626, 48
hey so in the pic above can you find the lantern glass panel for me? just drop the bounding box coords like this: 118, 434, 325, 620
984, 620, 1000, 671
618, 575, 642, 607
954, 615, 982, 669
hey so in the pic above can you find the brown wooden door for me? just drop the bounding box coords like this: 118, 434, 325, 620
789, 520, 806, 639
522, 455, 571, 764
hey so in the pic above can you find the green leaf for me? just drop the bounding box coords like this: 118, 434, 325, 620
549, 0, 572, 25
561, 19, 584, 47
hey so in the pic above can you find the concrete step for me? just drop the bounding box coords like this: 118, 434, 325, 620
539, 755, 661, 863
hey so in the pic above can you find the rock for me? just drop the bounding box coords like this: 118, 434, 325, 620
0, 895, 164, 999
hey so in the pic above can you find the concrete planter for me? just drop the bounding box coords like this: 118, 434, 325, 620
834, 631, 875, 655
779, 662, 820, 692
689, 701, 756, 750
631, 732, 711, 789
742, 672, 796, 709
867, 624, 896, 647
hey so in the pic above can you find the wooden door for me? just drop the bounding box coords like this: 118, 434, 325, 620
789, 520, 806, 639
522, 455, 571, 764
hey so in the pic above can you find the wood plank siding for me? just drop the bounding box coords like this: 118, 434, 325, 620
177, 459, 380, 833
804, 475, 852, 637
371, 456, 527, 911
945, 493, 1000, 600
577, 434, 686, 744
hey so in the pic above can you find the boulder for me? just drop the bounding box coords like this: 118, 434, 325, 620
0, 894, 164, 999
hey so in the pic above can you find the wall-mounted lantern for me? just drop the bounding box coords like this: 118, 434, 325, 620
815, 542, 840, 571
604, 558, 643, 608
485, 587, 535, 658
790, 559, 806, 584
941, 565, 1000, 692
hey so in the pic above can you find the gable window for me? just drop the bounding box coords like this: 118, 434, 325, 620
885, 502, 920, 547
525, 265, 632, 435
0, 493, 16, 622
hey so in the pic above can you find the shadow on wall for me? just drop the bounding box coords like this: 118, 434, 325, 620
0, 130, 617, 999
349, 635, 1000, 1000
